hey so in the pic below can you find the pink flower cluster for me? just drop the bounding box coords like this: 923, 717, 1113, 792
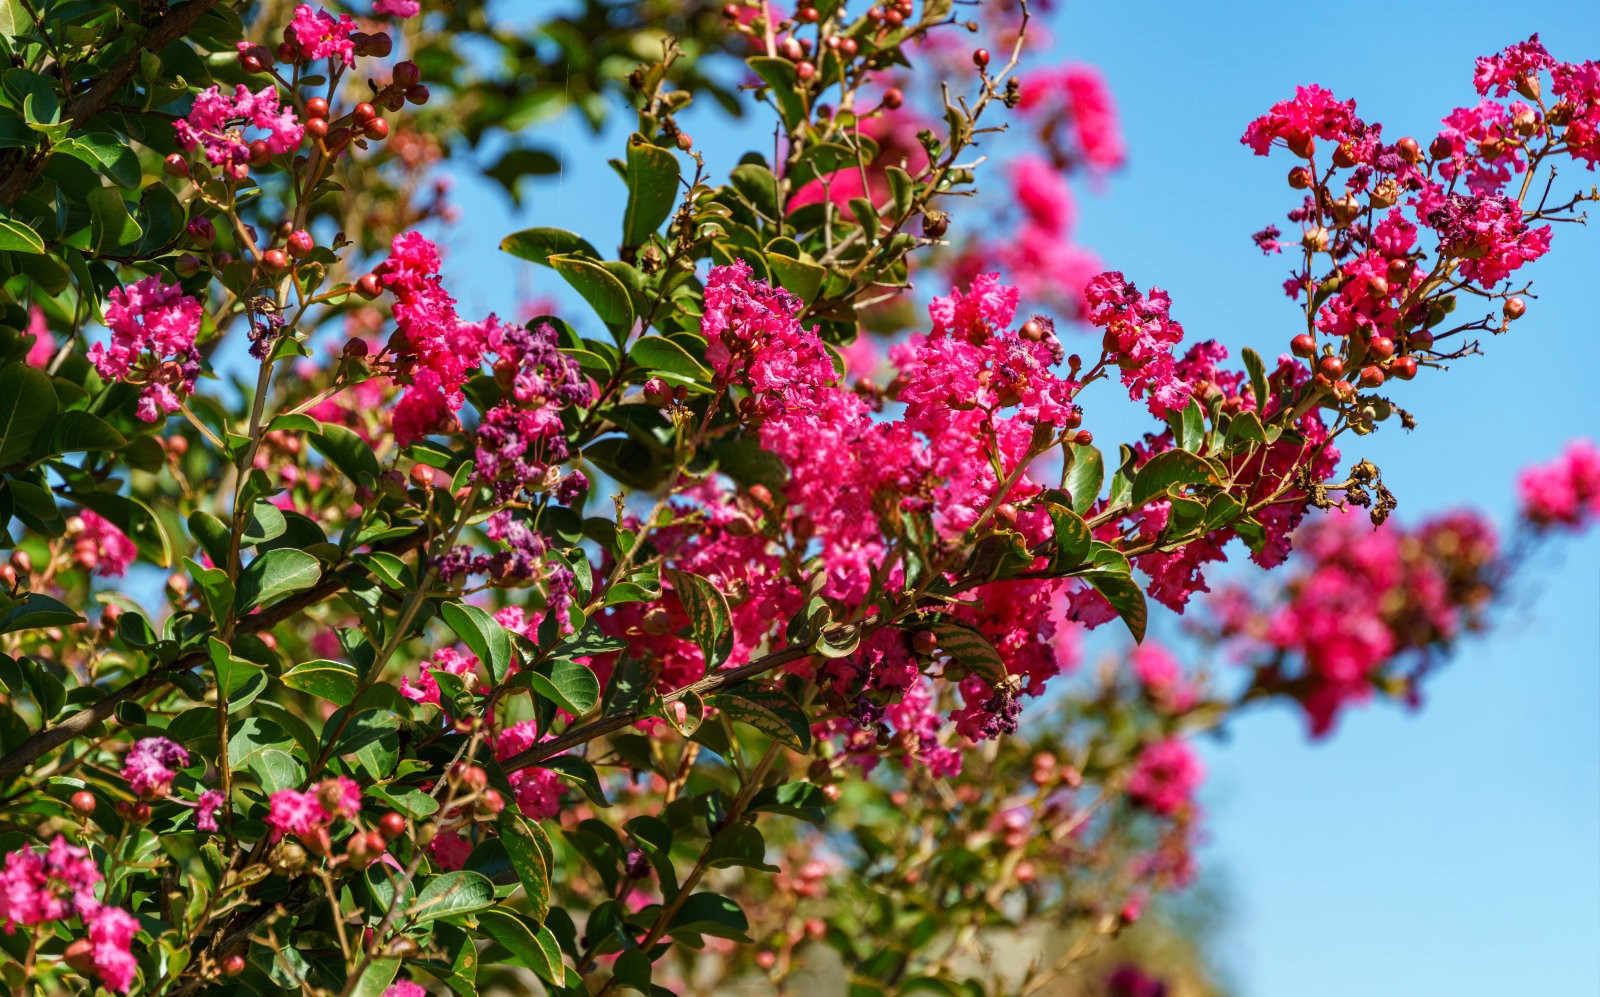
1240, 84, 1360, 157
172, 84, 302, 177
374, 232, 488, 443
121, 737, 188, 798
267, 776, 362, 851
88, 275, 203, 423
1125, 738, 1202, 816
0, 837, 138, 992
1083, 271, 1189, 417
1517, 439, 1600, 529
373, 0, 421, 17
1016, 64, 1126, 171
1214, 507, 1499, 735
72, 510, 137, 578
285, 5, 356, 65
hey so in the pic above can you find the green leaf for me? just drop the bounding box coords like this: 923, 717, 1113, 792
927, 620, 1006, 684
497, 811, 552, 924
611, 948, 652, 993
747, 57, 805, 131
728, 163, 779, 219
526, 657, 600, 715
1044, 501, 1091, 568
0, 594, 83, 635
56, 133, 141, 189
0, 363, 57, 466
1130, 449, 1218, 508
622, 135, 680, 247
766, 253, 825, 302
235, 548, 321, 612
628, 336, 710, 384
664, 569, 733, 670
1242, 347, 1269, 411
1063, 443, 1103, 515
476, 907, 563, 984
1084, 569, 1148, 643
86, 186, 141, 250
346, 957, 400, 997
707, 683, 811, 753
500, 226, 599, 265
440, 602, 512, 685
668, 892, 751, 942
309, 424, 381, 488
549, 254, 635, 331
0, 213, 43, 254
240, 499, 286, 545
44, 411, 125, 456
69, 491, 170, 568
541, 755, 608, 807
281, 660, 360, 706
410, 870, 494, 924
1225, 410, 1268, 446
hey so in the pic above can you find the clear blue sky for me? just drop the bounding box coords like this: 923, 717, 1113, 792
430, 3, 1600, 992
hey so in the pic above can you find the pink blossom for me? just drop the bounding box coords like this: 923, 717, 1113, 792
286, 5, 356, 65
1017, 64, 1125, 170
24, 306, 51, 368
1518, 439, 1600, 529
1126, 738, 1202, 816
1473, 34, 1554, 96
121, 737, 189, 798
74, 511, 137, 578
427, 830, 472, 870
172, 84, 303, 174
1240, 84, 1361, 157
195, 790, 224, 831
374, 0, 421, 16
1083, 271, 1189, 417
87, 275, 203, 423
0, 836, 102, 929
266, 790, 324, 840
87, 906, 140, 993
1130, 643, 1199, 713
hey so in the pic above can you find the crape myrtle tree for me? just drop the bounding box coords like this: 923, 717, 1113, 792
0, 1, 1594, 994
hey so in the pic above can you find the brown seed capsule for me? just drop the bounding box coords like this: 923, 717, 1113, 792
1359, 365, 1385, 387
882, 87, 904, 110
70, 790, 96, 815
972, 48, 991, 69
1429, 135, 1453, 160
223, 954, 246, 976
1287, 166, 1313, 189
393, 61, 421, 87
356, 273, 382, 299
1396, 136, 1422, 163
1503, 296, 1526, 320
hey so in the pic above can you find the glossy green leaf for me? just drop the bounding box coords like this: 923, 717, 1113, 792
1084, 569, 1148, 643
0, 214, 44, 254
628, 336, 710, 382
280, 660, 360, 706
500, 226, 599, 265
498, 810, 552, 923
0, 594, 83, 635
549, 254, 635, 330
441, 601, 512, 684
235, 548, 321, 612
527, 657, 600, 715
707, 683, 811, 753
309, 423, 381, 489
410, 870, 494, 924
664, 569, 733, 669
1130, 449, 1218, 507
1063, 442, 1103, 515
622, 135, 680, 246
0, 363, 57, 466
927, 620, 1006, 684
476, 907, 563, 984
668, 892, 751, 941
